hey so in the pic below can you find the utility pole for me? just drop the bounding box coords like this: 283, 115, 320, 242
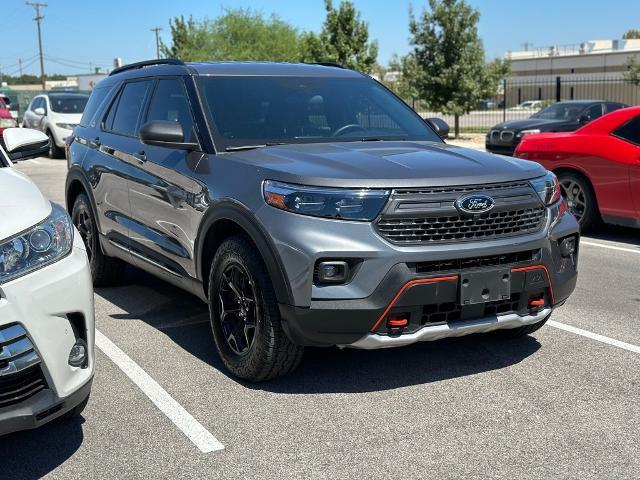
26, 2, 47, 91
151, 27, 163, 59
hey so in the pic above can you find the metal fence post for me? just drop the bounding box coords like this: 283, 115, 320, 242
503, 78, 507, 123
556, 76, 561, 102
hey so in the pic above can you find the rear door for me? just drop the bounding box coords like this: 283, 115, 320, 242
126, 76, 205, 280
87, 79, 153, 252
612, 115, 640, 220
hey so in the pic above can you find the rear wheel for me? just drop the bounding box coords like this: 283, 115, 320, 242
557, 172, 599, 232
72, 193, 124, 286
208, 236, 303, 381
47, 131, 63, 158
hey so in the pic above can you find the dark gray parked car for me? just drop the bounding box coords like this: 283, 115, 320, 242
65, 60, 579, 381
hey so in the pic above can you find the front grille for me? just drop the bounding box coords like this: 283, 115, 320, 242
0, 365, 48, 408
0, 323, 46, 408
489, 129, 515, 143
377, 207, 546, 244
421, 293, 522, 325
412, 249, 539, 274
376, 180, 546, 245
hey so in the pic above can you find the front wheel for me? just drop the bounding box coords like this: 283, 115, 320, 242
47, 131, 64, 158
208, 236, 303, 381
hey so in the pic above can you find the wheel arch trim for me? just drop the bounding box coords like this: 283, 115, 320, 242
195, 200, 293, 305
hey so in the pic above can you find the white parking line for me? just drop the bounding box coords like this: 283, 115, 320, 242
548, 320, 640, 354
581, 240, 640, 255
95, 329, 225, 453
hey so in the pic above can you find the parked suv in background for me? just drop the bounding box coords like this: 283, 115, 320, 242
23, 92, 89, 158
486, 100, 627, 156
66, 60, 579, 381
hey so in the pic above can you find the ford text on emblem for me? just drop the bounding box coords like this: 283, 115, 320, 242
455, 194, 495, 215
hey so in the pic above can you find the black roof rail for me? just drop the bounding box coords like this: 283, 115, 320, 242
308, 62, 345, 69
109, 58, 185, 76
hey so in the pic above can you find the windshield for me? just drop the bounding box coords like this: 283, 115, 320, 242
49, 95, 89, 114
531, 103, 584, 121
197, 76, 441, 150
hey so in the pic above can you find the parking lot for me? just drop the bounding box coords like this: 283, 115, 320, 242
5, 156, 640, 479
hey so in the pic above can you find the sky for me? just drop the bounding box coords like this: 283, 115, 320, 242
1, 0, 638, 76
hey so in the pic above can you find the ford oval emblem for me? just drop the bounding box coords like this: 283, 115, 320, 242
455, 194, 495, 215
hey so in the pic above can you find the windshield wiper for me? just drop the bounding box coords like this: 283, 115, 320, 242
225, 142, 287, 152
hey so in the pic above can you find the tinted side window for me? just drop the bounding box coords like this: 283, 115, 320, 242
80, 86, 110, 127
109, 80, 152, 136
583, 104, 603, 121
614, 115, 640, 146
145, 78, 195, 142
606, 103, 624, 114
30, 97, 42, 111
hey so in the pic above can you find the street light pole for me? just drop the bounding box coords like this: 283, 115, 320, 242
26, 1, 47, 91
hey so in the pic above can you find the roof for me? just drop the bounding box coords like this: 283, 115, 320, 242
103, 60, 361, 85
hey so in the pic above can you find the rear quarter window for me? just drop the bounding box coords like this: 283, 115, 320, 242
79, 86, 111, 127
613, 115, 640, 146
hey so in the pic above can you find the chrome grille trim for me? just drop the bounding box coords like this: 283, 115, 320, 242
0, 324, 41, 376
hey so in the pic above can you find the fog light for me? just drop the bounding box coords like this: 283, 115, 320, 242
316, 261, 349, 284
68, 339, 88, 368
560, 236, 576, 257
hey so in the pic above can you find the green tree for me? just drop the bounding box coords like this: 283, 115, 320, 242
300, 0, 378, 73
162, 9, 301, 62
624, 57, 640, 86
387, 53, 421, 108
623, 29, 640, 39
408, 0, 505, 137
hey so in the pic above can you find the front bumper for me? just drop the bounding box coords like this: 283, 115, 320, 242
0, 230, 95, 436
272, 202, 579, 348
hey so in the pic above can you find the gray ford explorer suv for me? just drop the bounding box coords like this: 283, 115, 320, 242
65, 59, 579, 381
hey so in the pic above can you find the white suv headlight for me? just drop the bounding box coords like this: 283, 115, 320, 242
0, 203, 74, 284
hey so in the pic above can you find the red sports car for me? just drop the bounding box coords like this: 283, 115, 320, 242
514, 106, 640, 231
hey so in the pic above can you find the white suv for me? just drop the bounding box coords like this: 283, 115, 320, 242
0, 128, 95, 435
22, 93, 89, 158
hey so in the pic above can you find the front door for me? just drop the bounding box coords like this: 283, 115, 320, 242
126, 76, 206, 280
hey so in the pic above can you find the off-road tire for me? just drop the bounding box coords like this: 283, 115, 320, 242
208, 236, 304, 381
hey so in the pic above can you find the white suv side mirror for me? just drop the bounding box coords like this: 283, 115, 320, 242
34, 107, 46, 116
3, 128, 49, 161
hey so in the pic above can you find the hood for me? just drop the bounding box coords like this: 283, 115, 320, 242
50, 112, 82, 124
493, 118, 576, 131
0, 168, 51, 240
227, 141, 546, 188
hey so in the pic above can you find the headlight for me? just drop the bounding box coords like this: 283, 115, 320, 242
263, 180, 390, 221
517, 129, 541, 137
530, 172, 561, 206
0, 118, 17, 128
0, 203, 73, 284
56, 122, 77, 130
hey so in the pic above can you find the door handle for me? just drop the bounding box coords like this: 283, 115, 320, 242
133, 150, 147, 163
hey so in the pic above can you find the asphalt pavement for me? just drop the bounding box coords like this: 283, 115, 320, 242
5, 156, 640, 480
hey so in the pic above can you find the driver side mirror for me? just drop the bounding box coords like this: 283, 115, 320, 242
424, 117, 450, 139
2, 128, 49, 161
34, 107, 46, 116
139, 120, 198, 150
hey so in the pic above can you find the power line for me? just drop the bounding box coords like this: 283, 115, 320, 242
26, 1, 47, 90
151, 27, 163, 59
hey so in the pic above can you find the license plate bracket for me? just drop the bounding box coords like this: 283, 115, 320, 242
459, 268, 511, 305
